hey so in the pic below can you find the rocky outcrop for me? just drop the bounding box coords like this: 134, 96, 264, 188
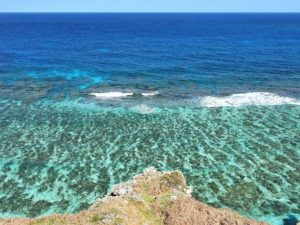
0, 168, 269, 225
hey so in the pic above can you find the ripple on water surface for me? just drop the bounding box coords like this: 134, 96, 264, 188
0, 99, 299, 224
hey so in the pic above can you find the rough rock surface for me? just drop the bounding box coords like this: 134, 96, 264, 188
0, 168, 269, 225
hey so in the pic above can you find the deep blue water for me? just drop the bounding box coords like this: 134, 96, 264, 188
0, 13, 299, 224
0, 13, 300, 99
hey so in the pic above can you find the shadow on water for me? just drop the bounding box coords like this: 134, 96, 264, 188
283, 215, 298, 225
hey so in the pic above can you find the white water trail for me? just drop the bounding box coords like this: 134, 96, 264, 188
90, 92, 134, 98
199, 92, 300, 107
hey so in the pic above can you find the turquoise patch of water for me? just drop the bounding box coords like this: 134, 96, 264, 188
0, 99, 299, 225
26, 69, 103, 90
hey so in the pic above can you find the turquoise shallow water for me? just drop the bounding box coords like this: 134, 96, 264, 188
0, 98, 299, 224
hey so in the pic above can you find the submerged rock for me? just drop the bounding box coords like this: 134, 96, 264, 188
0, 168, 269, 225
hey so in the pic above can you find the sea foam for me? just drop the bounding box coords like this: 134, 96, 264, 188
141, 91, 159, 96
130, 104, 157, 114
90, 92, 134, 98
199, 92, 300, 107
90, 91, 159, 98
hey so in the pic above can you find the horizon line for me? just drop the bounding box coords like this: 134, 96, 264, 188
1, 12, 300, 14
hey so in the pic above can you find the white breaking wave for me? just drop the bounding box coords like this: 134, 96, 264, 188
90, 92, 134, 98
90, 91, 159, 98
199, 92, 300, 107
141, 91, 159, 96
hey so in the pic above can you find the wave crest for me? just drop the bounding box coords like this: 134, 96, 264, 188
141, 91, 159, 96
90, 92, 134, 98
90, 91, 159, 98
199, 92, 300, 107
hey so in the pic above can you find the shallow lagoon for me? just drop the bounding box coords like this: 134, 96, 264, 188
0, 98, 299, 224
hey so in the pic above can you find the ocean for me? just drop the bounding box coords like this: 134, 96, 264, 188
0, 13, 299, 224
